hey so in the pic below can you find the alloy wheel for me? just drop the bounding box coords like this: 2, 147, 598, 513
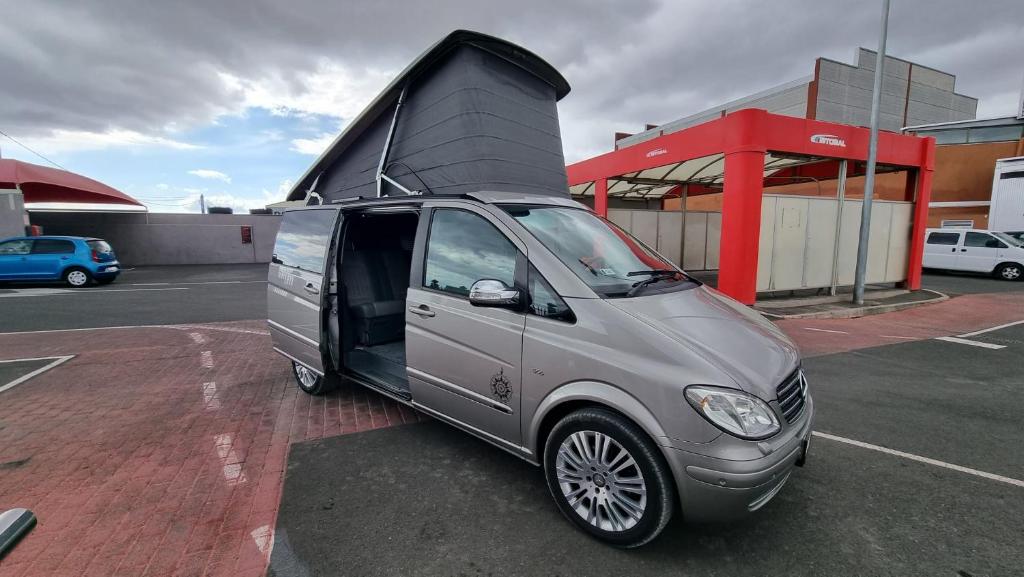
1002, 266, 1021, 280
555, 430, 647, 532
294, 363, 318, 389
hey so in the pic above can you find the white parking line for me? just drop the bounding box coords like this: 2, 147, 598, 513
812, 431, 1024, 488
803, 327, 849, 334
0, 322, 269, 337
935, 336, 1005, 350
0, 355, 75, 394
958, 319, 1024, 338
0, 287, 188, 298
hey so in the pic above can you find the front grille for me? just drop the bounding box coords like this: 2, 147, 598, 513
775, 369, 806, 424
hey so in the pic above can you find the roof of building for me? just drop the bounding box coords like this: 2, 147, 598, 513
903, 115, 1024, 132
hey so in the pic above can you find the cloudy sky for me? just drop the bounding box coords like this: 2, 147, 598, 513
1, 0, 1021, 212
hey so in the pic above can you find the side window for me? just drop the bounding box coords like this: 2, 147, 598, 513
964, 232, 1005, 249
926, 232, 960, 246
424, 209, 517, 297
31, 239, 75, 254
272, 210, 337, 273
0, 240, 32, 255
528, 265, 574, 322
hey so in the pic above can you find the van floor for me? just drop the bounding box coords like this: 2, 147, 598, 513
347, 341, 409, 396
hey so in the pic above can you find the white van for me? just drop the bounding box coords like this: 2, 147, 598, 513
922, 228, 1024, 280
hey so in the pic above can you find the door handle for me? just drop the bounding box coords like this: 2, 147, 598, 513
303, 282, 320, 295
408, 305, 435, 318
960, 249, 967, 252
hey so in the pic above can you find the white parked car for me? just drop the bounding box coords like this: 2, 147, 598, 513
923, 228, 1024, 280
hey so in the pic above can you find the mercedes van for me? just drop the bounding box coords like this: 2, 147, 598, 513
267, 30, 812, 547
267, 193, 812, 546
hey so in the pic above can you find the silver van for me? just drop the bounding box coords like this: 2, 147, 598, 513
267, 191, 813, 547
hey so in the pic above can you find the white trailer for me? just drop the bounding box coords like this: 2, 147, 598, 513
989, 157, 1024, 232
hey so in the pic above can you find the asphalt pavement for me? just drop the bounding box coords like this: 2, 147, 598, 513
270, 322, 1024, 577
0, 264, 269, 332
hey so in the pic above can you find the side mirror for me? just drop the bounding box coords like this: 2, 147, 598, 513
469, 279, 520, 308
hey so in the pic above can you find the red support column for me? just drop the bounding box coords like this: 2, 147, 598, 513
717, 149, 765, 305
905, 137, 935, 290
593, 178, 608, 217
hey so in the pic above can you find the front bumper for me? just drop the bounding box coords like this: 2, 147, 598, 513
665, 395, 814, 523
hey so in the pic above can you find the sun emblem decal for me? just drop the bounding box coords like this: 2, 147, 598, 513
490, 367, 513, 403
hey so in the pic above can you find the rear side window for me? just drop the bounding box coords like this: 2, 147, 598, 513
424, 209, 517, 297
31, 239, 75, 254
926, 232, 960, 246
964, 232, 1005, 249
87, 240, 113, 253
0, 239, 32, 255
272, 210, 337, 273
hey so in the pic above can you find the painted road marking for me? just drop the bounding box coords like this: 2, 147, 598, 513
935, 336, 1006, 349
0, 287, 188, 298
812, 431, 1024, 489
803, 327, 849, 334
0, 322, 270, 337
0, 355, 75, 394
958, 319, 1024, 338
126, 280, 267, 286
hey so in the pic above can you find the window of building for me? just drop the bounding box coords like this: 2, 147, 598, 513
926, 232, 960, 246
424, 209, 517, 297
926, 129, 967, 145
31, 239, 75, 254
967, 125, 1024, 143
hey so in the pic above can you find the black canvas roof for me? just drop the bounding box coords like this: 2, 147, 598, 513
286, 30, 572, 202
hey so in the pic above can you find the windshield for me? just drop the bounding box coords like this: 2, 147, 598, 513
992, 232, 1023, 247
502, 205, 697, 298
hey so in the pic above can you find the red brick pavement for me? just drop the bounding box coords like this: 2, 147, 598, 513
0, 321, 421, 577
780, 291, 1024, 357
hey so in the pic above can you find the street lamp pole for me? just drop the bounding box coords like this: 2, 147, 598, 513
853, 0, 891, 305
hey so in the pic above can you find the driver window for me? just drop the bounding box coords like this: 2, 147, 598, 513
424, 209, 517, 298
965, 232, 1005, 249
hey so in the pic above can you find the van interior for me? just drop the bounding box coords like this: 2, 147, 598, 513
332, 210, 419, 397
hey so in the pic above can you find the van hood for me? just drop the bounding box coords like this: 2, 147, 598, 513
608, 285, 799, 400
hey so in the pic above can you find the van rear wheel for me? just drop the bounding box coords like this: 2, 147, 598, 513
995, 263, 1022, 281
543, 408, 674, 548
291, 361, 340, 395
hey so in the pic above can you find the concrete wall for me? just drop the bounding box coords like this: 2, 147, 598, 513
815, 49, 977, 132
0, 190, 27, 239
29, 211, 281, 266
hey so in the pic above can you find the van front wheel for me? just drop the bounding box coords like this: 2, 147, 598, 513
291, 361, 339, 395
543, 408, 674, 548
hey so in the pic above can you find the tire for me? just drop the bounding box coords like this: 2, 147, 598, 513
995, 262, 1022, 281
291, 361, 340, 395
63, 267, 92, 288
543, 407, 675, 548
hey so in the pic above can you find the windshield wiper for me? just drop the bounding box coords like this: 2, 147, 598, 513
626, 269, 679, 297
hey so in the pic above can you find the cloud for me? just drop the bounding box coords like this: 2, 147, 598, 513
15, 128, 200, 154
2, 0, 1021, 163
188, 169, 232, 183
290, 132, 335, 156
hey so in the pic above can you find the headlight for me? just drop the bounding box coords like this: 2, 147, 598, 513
685, 385, 780, 440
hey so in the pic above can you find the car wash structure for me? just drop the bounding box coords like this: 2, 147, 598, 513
567, 109, 936, 304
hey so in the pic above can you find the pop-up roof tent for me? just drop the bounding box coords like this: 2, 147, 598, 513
287, 30, 572, 203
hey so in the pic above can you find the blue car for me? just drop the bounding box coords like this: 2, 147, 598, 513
0, 236, 121, 287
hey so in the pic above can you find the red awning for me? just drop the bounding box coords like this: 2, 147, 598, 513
0, 159, 142, 206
